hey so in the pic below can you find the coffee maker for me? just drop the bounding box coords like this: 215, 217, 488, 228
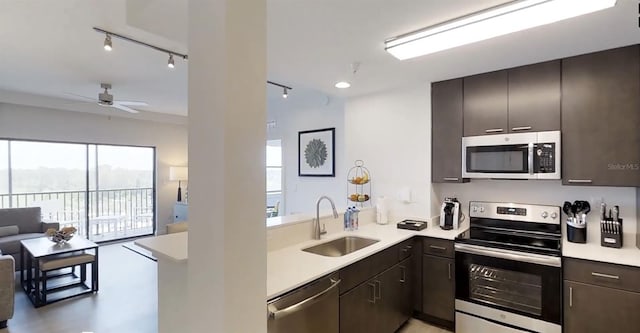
440, 197, 461, 230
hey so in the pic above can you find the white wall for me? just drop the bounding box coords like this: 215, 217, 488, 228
267, 91, 345, 215
345, 84, 432, 222
0, 103, 188, 235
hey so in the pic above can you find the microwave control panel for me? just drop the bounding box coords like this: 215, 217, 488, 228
534, 143, 555, 173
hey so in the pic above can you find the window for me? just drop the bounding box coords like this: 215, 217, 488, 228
266, 140, 283, 217
0, 139, 155, 242
0, 141, 8, 207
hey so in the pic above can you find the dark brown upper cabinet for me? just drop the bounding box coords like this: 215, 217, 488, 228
431, 79, 467, 183
463, 70, 508, 136
463, 61, 561, 137
562, 45, 640, 187
508, 60, 561, 132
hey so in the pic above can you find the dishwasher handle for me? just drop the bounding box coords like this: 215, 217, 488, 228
268, 278, 341, 320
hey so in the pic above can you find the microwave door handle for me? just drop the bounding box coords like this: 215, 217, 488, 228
528, 143, 534, 175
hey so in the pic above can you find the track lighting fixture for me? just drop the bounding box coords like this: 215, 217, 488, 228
103, 34, 112, 52
267, 81, 293, 99
94, 27, 188, 68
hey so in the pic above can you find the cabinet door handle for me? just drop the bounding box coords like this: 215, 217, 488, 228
448, 263, 452, 280
591, 272, 620, 280
374, 280, 381, 301
568, 179, 593, 183
429, 245, 447, 252
485, 128, 504, 133
367, 282, 376, 304
569, 286, 573, 308
443, 177, 459, 181
399, 265, 406, 283
401, 245, 413, 253
511, 126, 532, 131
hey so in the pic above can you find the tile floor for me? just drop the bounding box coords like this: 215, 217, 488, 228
399, 319, 453, 333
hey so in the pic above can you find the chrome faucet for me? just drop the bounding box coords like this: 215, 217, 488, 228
313, 196, 339, 240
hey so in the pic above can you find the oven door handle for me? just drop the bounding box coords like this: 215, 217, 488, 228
454, 243, 561, 267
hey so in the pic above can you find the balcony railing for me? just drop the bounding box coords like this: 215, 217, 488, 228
0, 188, 154, 241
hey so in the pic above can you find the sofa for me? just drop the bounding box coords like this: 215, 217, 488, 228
0, 252, 14, 328
0, 207, 60, 271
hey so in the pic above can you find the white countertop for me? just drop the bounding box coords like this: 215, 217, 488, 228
267, 222, 464, 300
561, 219, 640, 267
132, 220, 465, 299
562, 237, 640, 267
135, 232, 188, 262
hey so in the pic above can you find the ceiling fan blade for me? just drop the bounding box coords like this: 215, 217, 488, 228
114, 100, 149, 106
111, 103, 139, 114
64, 92, 97, 102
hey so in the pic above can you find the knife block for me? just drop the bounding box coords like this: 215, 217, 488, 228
601, 218, 623, 248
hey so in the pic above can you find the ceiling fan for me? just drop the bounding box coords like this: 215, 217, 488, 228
67, 83, 148, 113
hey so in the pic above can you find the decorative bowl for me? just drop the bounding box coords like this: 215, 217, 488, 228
45, 227, 76, 245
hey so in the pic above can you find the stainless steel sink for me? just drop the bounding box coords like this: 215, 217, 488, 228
302, 236, 379, 257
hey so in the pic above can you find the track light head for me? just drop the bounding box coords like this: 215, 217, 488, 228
282, 88, 289, 99
103, 34, 112, 51
168, 54, 175, 69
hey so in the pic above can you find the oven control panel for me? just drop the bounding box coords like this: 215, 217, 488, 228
496, 207, 527, 216
469, 201, 560, 224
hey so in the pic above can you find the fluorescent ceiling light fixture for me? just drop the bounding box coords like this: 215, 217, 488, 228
385, 0, 617, 60
335, 81, 351, 89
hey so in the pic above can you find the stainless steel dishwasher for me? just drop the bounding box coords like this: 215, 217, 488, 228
267, 273, 340, 333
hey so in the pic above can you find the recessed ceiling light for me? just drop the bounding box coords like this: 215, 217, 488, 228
335, 82, 351, 89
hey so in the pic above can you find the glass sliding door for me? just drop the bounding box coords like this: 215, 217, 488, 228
9, 141, 88, 236
0, 141, 8, 208
88, 145, 154, 241
0, 139, 155, 242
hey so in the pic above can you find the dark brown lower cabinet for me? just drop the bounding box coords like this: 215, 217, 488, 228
339, 259, 412, 333
564, 281, 640, 333
339, 277, 377, 333
422, 254, 455, 323
391, 258, 412, 330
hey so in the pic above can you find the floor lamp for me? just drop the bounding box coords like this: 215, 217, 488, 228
169, 166, 188, 202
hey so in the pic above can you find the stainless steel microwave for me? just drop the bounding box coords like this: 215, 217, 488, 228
462, 131, 560, 179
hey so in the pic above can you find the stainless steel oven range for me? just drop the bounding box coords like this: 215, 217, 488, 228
455, 202, 562, 333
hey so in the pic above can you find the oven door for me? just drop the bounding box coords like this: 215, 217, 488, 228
462, 133, 535, 179
455, 244, 562, 326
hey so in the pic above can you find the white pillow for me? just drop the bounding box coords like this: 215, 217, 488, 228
0, 225, 19, 237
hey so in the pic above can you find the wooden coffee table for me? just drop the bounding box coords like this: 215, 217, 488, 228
20, 237, 99, 307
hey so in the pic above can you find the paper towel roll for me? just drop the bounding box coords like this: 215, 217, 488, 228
376, 196, 389, 225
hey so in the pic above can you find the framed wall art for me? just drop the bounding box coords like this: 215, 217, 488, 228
298, 127, 335, 177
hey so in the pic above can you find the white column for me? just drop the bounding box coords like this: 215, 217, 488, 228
187, 0, 267, 332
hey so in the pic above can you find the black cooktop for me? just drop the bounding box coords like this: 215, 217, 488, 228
456, 219, 562, 256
